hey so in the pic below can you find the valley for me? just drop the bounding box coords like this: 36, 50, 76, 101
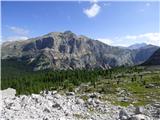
1, 32, 160, 120
1, 1, 160, 119
1, 59, 160, 107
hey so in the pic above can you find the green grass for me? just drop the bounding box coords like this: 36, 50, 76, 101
1, 59, 160, 106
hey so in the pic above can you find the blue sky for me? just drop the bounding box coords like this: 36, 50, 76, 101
1, 1, 160, 46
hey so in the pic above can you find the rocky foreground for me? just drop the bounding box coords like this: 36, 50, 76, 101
0, 88, 160, 120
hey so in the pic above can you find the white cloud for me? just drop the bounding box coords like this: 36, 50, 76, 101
3, 36, 29, 42
90, 0, 98, 3
83, 3, 101, 18
97, 33, 160, 47
125, 35, 137, 40
3, 26, 30, 42
146, 3, 150, 7
124, 33, 160, 46
8, 26, 29, 35
97, 38, 113, 45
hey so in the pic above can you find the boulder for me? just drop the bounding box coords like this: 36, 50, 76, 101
43, 107, 50, 113
66, 92, 75, 96
76, 98, 84, 104
130, 114, 151, 120
52, 103, 61, 109
135, 107, 144, 114
1, 88, 16, 98
51, 91, 57, 95
119, 108, 129, 120
87, 98, 93, 105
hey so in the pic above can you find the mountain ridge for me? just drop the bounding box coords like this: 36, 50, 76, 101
128, 43, 148, 50
2, 31, 159, 71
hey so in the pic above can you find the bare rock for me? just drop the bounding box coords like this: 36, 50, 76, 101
135, 106, 144, 114
119, 108, 129, 120
129, 114, 151, 120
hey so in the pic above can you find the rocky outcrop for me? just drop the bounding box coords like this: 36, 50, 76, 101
1, 88, 160, 120
1, 31, 159, 70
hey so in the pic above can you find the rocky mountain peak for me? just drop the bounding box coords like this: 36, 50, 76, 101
128, 43, 148, 50
63, 30, 74, 34
1, 31, 159, 71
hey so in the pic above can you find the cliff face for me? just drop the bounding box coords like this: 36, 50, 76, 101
142, 48, 160, 65
1, 31, 159, 70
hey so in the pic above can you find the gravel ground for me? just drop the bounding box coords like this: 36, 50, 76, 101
0, 88, 160, 120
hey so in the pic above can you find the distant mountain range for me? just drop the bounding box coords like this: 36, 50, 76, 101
1, 31, 159, 71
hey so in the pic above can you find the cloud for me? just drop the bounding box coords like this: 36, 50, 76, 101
97, 33, 160, 47
3, 26, 30, 42
90, 0, 98, 3
125, 35, 137, 40
124, 33, 160, 46
146, 3, 150, 7
8, 26, 29, 35
3, 36, 29, 42
97, 38, 113, 45
83, 3, 101, 18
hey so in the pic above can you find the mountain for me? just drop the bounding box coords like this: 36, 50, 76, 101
142, 48, 160, 65
128, 43, 147, 50
1, 31, 159, 71
130, 44, 159, 65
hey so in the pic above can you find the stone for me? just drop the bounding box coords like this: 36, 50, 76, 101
43, 117, 49, 120
52, 103, 61, 109
43, 107, 50, 113
94, 99, 101, 104
130, 114, 151, 120
119, 109, 129, 119
66, 92, 75, 96
52, 91, 57, 95
145, 84, 155, 88
135, 107, 144, 114
0, 88, 156, 120
76, 98, 84, 104
1, 88, 16, 98
87, 98, 93, 105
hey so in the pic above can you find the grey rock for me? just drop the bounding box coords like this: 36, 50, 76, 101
76, 98, 84, 104
119, 109, 129, 120
1, 88, 16, 98
66, 92, 75, 96
52, 103, 61, 109
43, 107, 50, 113
135, 106, 144, 114
129, 114, 151, 120
0, 88, 157, 120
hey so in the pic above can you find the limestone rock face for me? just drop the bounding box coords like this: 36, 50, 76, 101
142, 48, 160, 65
1, 31, 159, 70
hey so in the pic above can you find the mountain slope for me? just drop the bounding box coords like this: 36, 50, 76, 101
142, 48, 160, 65
128, 43, 147, 50
1, 31, 159, 70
